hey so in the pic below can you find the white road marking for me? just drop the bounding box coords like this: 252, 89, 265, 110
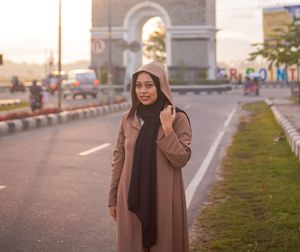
79, 143, 111, 156
185, 105, 237, 209
0, 185, 7, 190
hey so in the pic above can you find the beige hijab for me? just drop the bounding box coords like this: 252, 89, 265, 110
128, 62, 175, 117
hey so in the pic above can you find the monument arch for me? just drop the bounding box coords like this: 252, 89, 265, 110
91, 0, 217, 84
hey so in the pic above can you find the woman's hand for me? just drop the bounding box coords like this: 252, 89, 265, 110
160, 105, 175, 137
109, 206, 117, 221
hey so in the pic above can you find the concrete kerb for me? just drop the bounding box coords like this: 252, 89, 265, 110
112, 104, 119, 112
35, 115, 48, 128
292, 136, 300, 153
23, 117, 36, 130
47, 114, 59, 125
90, 107, 98, 116
8, 119, 23, 133
265, 98, 300, 160
281, 120, 292, 128
288, 131, 299, 147
103, 105, 110, 114
0, 121, 9, 135
76, 109, 84, 119
0, 102, 130, 137
0, 98, 21, 107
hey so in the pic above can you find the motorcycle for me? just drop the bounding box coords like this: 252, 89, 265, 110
243, 73, 260, 96
30, 94, 43, 112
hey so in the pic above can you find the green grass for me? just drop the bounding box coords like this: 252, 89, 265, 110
0, 101, 29, 112
191, 102, 300, 252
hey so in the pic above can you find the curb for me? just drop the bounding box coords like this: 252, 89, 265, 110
0, 99, 21, 107
265, 98, 300, 160
0, 102, 131, 137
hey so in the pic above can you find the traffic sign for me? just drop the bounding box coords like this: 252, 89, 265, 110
92, 39, 105, 54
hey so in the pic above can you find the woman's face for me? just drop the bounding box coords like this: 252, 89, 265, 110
135, 72, 158, 105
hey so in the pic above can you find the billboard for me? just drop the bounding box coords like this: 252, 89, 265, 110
263, 4, 300, 41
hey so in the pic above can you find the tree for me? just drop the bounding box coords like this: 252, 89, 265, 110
143, 21, 166, 63
248, 17, 300, 82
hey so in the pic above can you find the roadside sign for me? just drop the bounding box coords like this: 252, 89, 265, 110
92, 39, 105, 54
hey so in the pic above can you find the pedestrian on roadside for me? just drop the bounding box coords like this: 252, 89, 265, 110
108, 61, 192, 252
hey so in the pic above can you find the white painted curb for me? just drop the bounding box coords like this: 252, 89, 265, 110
10, 119, 23, 132
36, 115, 48, 127
265, 98, 300, 160
0, 102, 130, 136
0, 121, 9, 135
25, 117, 36, 129
59, 111, 69, 123
48, 114, 59, 125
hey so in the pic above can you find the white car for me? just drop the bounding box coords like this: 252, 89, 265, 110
63, 69, 100, 99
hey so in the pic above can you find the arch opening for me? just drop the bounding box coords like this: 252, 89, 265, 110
122, 2, 171, 85
142, 17, 166, 65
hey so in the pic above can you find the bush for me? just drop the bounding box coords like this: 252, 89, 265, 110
0, 96, 128, 122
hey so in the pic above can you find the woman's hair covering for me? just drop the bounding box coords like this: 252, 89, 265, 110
128, 62, 174, 118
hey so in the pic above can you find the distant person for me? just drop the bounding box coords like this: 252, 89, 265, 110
29, 80, 43, 97
10, 75, 25, 92
29, 80, 43, 111
108, 62, 192, 251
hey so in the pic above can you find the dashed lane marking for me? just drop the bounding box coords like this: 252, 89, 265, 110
0, 185, 7, 190
79, 143, 111, 156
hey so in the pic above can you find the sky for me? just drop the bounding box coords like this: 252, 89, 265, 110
0, 0, 300, 64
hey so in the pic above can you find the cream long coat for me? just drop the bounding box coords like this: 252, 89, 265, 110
108, 62, 192, 252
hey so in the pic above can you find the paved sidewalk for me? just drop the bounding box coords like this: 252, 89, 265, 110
275, 101, 300, 133
268, 97, 300, 160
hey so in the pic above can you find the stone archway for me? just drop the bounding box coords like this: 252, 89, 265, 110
91, 0, 217, 84
122, 2, 171, 85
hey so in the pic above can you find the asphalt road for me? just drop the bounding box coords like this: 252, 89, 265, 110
0, 88, 290, 251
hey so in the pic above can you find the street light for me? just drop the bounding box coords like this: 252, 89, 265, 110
58, 0, 62, 110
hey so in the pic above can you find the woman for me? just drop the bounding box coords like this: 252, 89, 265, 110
108, 62, 192, 252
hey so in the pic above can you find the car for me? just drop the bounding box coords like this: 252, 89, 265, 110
62, 69, 100, 99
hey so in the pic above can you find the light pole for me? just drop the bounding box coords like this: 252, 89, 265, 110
107, 0, 113, 104
58, 0, 62, 110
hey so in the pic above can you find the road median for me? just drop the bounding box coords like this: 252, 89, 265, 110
191, 102, 300, 251
0, 101, 130, 136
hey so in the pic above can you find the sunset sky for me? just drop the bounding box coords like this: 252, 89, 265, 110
0, 0, 299, 64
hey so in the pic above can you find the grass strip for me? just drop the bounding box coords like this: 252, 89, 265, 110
191, 102, 300, 252
0, 101, 30, 112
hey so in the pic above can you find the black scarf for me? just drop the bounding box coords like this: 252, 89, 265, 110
127, 91, 167, 248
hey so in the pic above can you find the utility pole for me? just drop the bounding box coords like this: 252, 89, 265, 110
58, 0, 62, 110
107, 0, 113, 104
